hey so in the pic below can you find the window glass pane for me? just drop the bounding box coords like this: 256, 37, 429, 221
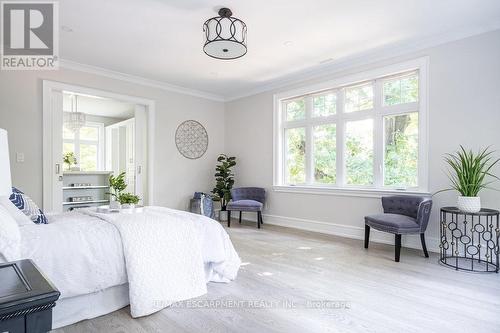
285, 99, 306, 121
383, 74, 418, 106
313, 124, 336, 184
63, 125, 75, 140
345, 119, 373, 185
63, 142, 74, 156
345, 84, 373, 113
313, 93, 336, 117
285, 127, 306, 184
384, 113, 418, 187
80, 126, 99, 141
80, 144, 98, 171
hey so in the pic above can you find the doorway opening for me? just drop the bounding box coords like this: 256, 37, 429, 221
43, 81, 155, 212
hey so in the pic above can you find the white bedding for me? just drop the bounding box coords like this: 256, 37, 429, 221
19, 207, 240, 319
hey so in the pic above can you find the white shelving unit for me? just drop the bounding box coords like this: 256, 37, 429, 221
62, 171, 112, 211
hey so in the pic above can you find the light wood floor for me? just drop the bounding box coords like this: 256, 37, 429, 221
54, 220, 500, 333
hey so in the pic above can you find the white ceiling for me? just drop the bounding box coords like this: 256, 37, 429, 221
63, 93, 135, 119
59, 0, 500, 100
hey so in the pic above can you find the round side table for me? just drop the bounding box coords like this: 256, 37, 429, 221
440, 207, 499, 273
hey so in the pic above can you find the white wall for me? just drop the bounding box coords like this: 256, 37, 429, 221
0, 68, 225, 209
225, 30, 500, 251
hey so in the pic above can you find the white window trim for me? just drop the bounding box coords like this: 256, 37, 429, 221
273, 57, 429, 196
64, 121, 105, 170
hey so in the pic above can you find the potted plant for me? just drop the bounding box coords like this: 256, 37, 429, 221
211, 154, 236, 217
118, 192, 140, 209
438, 146, 499, 212
107, 172, 127, 210
63, 152, 77, 171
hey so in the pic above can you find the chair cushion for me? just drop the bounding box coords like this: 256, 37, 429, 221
227, 200, 263, 211
365, 213, 420, 234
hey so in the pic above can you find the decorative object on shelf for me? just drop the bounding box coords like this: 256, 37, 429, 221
436, 146, 500, 213
63, 152, 77, 171
69, 196, 93, 202
211, 154, 236, 212
64, 94, 86, 132
69, 183, 93, 187
203, 7, 247, 60
440, 207, 499, 273
175, 120, 209, 159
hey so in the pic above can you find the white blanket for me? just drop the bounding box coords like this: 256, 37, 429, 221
20, 212, 127, 298
81, 206, 240, 317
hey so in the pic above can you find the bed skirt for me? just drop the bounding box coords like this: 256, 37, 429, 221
52, 284, 130, 329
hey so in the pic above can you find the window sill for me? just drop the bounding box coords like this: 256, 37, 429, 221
272, 185, 431, 198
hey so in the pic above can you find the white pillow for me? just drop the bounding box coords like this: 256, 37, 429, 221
0, 203, 21, 261
0, 197, 32, 226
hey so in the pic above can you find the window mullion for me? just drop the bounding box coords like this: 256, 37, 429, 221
373, 79, 384, 188
336, 89, 345, 187
305, 97, 314, 184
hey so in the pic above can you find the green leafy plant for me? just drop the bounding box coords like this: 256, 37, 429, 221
107, 172, 127, 201
63, 152, 77, 170
211, 154, 236, 210
437, 146, 500, 197
118, 192, 140, 205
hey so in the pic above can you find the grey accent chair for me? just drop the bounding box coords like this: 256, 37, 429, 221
364, 196, 432, 262
227, 187, 266, 228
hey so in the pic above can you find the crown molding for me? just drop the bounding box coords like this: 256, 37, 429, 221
59, 24, 500, 103
59, 59, 225, 102
224, 24, 500, 102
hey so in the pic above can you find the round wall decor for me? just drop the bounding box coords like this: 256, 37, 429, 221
175, 120, 209, 159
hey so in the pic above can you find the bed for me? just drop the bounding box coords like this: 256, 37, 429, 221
10, 207, 241, 329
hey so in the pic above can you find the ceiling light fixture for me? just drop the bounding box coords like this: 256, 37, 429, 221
203, 8, 247, 60
65, 95, 86, 132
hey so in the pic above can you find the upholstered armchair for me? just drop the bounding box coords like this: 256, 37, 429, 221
226, 187, 266, 228
364, 196, 432, 262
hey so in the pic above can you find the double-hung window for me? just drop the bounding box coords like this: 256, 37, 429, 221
274, 58, 428, 193
63, 122, 104, 171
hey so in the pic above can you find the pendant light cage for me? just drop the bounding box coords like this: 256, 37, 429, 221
203, 8, 247, 60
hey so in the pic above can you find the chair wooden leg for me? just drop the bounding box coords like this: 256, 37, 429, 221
420, 233, 429, 258
239, 211, 242, 224
364, 224, 370, 249
395, 234, 401, 262
227, 211, 231, 228
260, 213, 264, 224
257, 211, 262, 229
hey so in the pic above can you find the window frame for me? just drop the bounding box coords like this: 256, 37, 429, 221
273, 57, 429, 196
63, 121, 105, 171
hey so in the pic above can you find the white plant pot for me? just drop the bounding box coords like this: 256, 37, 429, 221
457, 196, 481, 213
109, 200, 121, 211
121, 204, 135, 210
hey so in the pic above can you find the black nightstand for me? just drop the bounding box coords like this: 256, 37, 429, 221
0, 260, 60, 333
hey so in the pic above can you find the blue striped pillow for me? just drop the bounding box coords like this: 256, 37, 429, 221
9, 187, 48, 224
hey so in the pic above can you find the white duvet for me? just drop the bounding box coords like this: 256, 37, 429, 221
20, 207, 240, 317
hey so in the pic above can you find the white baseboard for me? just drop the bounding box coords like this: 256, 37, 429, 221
240, 212, 440, 253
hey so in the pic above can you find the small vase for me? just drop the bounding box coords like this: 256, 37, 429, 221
457, 196, 481, 213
